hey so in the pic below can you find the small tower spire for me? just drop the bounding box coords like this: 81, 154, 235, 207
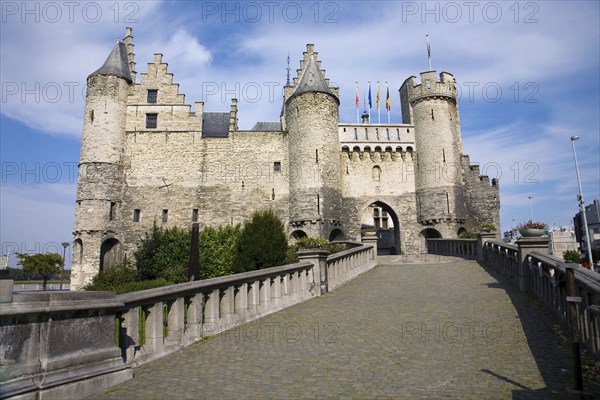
426, 35, 432, 71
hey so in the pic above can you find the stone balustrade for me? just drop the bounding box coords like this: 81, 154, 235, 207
426, 238, 478, 259
426, 235, 600, 359
115, 243, 376, 367
1, 244, 376, 399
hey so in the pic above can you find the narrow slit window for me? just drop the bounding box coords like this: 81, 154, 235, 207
192, 209, 199, 222
273, 161, 281, 172
162, 209, 168, 223
133, 209, 141, 222
109, 202, 116, 221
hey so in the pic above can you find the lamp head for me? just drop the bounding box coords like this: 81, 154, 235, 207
571, 135, 579, 141
61, 242, 70, 248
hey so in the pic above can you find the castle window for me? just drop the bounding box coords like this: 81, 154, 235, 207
109, 202, 116, 221
315, 149, 319, 163
133, 209, 141, 222
274, 161, 281, 172
146, 113, 158, 129
365, 128, 368, 140
147, 89, 158, 103
192, 209, 199, 222
386, 128, 390, 141
396, 129, 400, 140
372, 166, 381, 181
89, 110, 94, 122
162, 209, 168, 223
353, 128, 358, 140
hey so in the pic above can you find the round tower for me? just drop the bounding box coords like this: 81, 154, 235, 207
71, 41, 132, 289
400, 71, 466, 235
285, 45, 342, 239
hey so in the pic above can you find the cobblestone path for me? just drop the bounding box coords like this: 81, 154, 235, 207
90, 258, 594, 399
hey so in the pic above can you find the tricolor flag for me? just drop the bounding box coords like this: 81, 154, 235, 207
368, 81, 372, 110
376, 81, 380, 109
355, 82, 359, 109
385, 84, 390, 112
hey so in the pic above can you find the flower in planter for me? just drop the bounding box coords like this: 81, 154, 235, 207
516, 220, 547, 230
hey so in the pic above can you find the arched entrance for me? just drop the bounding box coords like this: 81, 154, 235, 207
329, 228, 345, 242
290, 230, 307, 240
100, 238, 121, 272
360, 201, 401, 255
419, 228, 442, 253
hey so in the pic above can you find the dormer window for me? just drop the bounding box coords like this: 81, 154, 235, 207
147, 89, 158, 103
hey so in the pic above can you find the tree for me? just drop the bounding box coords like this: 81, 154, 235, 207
134, 224, 191, 284
16, 253, 62, 290
199, 225, 242, 279
234, 209, 288, 272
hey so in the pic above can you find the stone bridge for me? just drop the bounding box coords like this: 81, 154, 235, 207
1, 235, 599, 399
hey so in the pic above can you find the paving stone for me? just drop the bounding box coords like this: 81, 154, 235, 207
88, 258, 599, 399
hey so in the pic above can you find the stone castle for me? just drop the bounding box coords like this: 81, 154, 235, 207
70, 28, 500, 289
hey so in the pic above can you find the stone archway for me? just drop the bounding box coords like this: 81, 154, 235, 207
419, 228, 442, 253
290, 230, 308, 240
360, 201, 401, 255
100, 238, 121, 272
329, 228, 345, 242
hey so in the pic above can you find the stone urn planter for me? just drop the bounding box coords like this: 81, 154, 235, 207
519, 228, 544, 237
362, 231, 377, 238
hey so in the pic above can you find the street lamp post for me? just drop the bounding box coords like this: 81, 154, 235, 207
60, 242, 70, 290
528, 196, 534, 221
570, 136, 594, 269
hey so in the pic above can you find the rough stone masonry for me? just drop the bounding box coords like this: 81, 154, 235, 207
70, 28, 500, 289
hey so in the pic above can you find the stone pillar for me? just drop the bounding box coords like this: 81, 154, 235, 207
362, 235, 378, 259
297, 249, 329, 295
516, 236, 551, 292
477, 232, 496, 262
0, 269, 13, 303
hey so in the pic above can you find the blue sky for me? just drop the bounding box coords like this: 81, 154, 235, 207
1, 1, 599, 267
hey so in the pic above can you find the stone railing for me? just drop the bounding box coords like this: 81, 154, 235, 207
0, 291, 132, 400
426, 234, 600, 359
1, 244, 376, 399
116, 243, 376, 367
426, 238, 478, 259
482, 239, 600, 358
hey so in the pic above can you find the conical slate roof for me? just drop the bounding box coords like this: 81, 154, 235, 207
294, 55, 333, 96
89, 41, 133, 82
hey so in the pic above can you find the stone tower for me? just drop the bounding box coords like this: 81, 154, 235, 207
71, 41, 132, 289
284, 45, 343, 238
400, 71, 466, 235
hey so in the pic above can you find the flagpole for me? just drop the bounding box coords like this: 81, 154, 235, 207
386, 81, 390, 124
377, 81, 381, 124
355, 82, 359, 123
426, 34, 432, 71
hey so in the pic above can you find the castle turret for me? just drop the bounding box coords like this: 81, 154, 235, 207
71, 40, 132, 289
400, 71, 466, 230
285, 45, 342, 238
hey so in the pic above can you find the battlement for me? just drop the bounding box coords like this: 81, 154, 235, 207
401, 70, 457, 104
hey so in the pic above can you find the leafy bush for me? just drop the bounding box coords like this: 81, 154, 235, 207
199, 225, 242, 279
83, 258, 138, 292
459, 231, 477, 239
480, 223, 497, 232
134, 224, 191, 284
563, 250, 582, 263
296, 237, 329, 249
234, 209, 288, 272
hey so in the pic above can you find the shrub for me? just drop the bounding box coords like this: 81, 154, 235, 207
563, 250, 582, 263
234, 209, 288, 272
199, 225, 242, 279
112, 278, 172, 294
83, 258, 138, 292
134, 224, 190, 284
459, 231, 477, 239
480, 223, 496, 232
